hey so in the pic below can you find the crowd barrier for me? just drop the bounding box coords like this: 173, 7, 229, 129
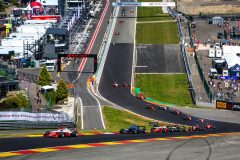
187, 20, 214, 102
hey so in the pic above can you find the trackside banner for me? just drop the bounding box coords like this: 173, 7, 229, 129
0, 112, 72, 122
112, 2, 175, 7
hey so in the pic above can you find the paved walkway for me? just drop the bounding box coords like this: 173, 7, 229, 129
180, 21, 210, 103
19, 81, 47, 112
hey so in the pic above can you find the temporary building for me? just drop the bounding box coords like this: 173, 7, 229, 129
222, 45, 240, 68
208, 48, 215, 57
216, 48, 222, 58
212, 16, 224, 25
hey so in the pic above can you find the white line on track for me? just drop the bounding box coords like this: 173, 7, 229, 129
71, 0, 109, 130
87, 83, 106, 129
78, 0, 109, 72
133, 66, 148, 68
79, 97, 84, 130
131, 5, 137, 92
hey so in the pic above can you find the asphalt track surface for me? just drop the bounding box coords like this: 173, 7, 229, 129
2, 3, 240, 159
61, 0, 113, 130
5, 135, 240, 160
0, 131, 237, 153
136, 44, 186, 73
97, 3, 240, 133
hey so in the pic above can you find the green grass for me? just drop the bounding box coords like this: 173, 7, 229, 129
137, 7, 171, 21
135, 74, 193, 106
103, 106, 154, 132
137, 0, 171, 21
136, 22, 179, 44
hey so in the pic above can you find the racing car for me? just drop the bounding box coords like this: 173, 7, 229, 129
146, 105, 156, 111
119, 125, 146, 134
122, 82, 130, 88
167, 125, 187, 132
115, 32, 120, 36
112, 82, 120, 88
205, 123, 216, 129
192, 124, 205, 131
183, 115, 192, 121
171, 110, 180, 115
150, 126, 169, 133
43, 128, 78, 138
146, 104, 156, 111
196, 118, 206, 123
157, 105, 169, 110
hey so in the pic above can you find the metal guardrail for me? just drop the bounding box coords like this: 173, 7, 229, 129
167, 7, 196, 104
95, 5, 119, 84
0, 121, 76, 130
187, 20, 213, 102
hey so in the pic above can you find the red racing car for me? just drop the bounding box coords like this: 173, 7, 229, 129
151, 126, 169, 133
43, 128, 78, 138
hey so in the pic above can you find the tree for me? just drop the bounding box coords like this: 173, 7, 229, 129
38, 65, 52, 86
56, 79, 68, 103
0, 1, 4, 11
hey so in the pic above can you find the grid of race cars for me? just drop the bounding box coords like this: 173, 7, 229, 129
44, 83, 215, 138
43, 81, 216, 138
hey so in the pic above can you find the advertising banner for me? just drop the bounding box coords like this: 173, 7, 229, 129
36, 0, 58, 6
141, 2, 175, 7
216, 101, 227, 109
0, 112, 72, 122
112, 2, 175, 7
216, 100, 234, 110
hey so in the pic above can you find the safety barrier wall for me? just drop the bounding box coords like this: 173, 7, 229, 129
95, 4, 119, 84
187, 21, 213, 101
167, 7, 196, 104
0, 111, 72, 122
0, 111, 75, 129
0, 121, 76, 130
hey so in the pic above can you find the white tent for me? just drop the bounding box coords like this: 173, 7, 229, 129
222, 45, 240, 68
24, 3, 32, 11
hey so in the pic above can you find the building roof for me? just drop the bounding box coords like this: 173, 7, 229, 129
222, 45, 240, 68
212, 16, 223, 20
46, 28, 68, 36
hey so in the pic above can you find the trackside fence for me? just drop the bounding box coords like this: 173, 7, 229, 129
95, 4, 119, 84
187, 21, 213, 101
167, 7, 196, 104
0, 121, 76, 130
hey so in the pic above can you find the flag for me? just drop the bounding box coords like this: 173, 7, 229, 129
67, 22, 70, 31
78, 5, 80, 18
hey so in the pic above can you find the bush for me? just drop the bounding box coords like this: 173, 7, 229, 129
2, 93, 30, 110
56, 79, 68, 103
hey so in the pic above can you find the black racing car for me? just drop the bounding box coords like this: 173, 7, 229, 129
119, 125, 146, 134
